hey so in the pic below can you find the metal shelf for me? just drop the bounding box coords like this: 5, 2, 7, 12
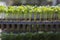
0, 21, 60, 24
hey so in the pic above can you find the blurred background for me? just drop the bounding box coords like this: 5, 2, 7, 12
0, 0, 60, 6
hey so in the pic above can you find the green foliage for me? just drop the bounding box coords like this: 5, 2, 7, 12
2, 32, 60, 40
0, 6, 60, 19
0, 6, 6, 13
0, 6, 60, 14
